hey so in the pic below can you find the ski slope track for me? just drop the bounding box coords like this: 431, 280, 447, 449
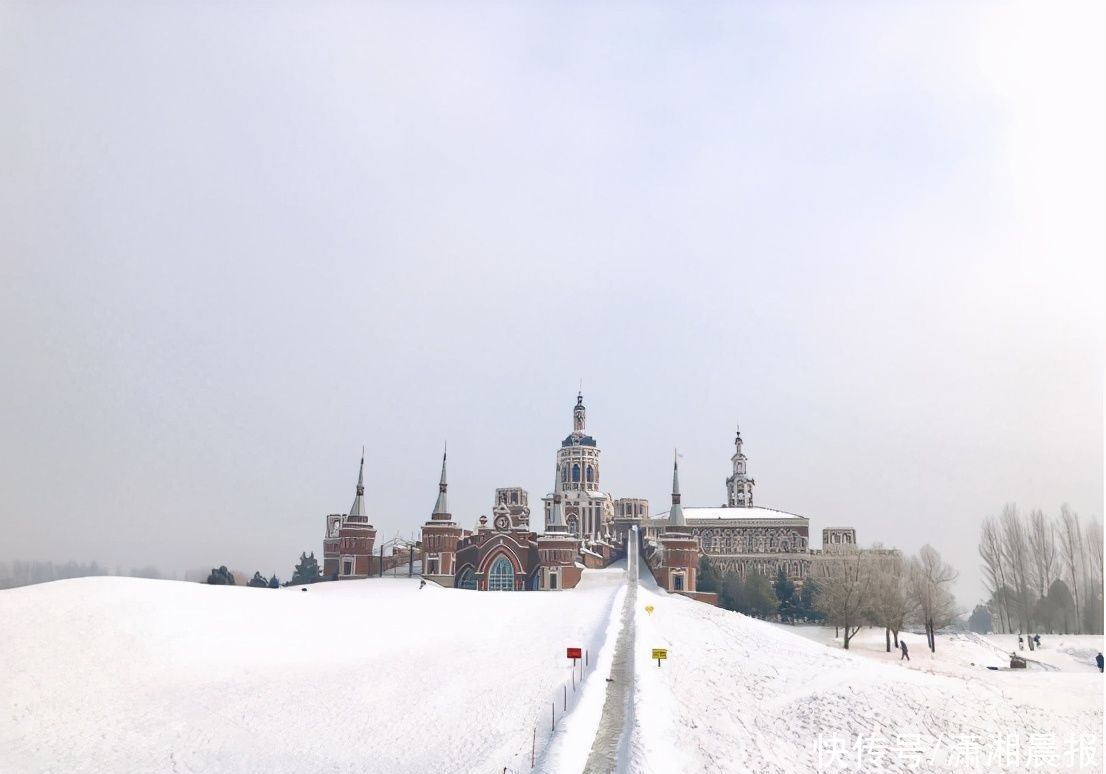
2, 558, 1102, 773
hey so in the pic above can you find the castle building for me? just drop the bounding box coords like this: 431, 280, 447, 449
649, 454, 701, 594
322, 452, 378, 579
542, 393, 616, 540
535, 469, 583, 590
646, 429, 854, 583
419, 448, 466, 587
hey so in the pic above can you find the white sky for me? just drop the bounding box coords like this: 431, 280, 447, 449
1, 1, 1102, 602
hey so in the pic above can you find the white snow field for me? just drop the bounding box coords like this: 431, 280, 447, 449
626, 560, 1104, 773
0, 569, 624, 774
2, 563, 1103, 773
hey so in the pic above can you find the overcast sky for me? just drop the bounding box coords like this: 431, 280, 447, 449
1, 2, 1102, 601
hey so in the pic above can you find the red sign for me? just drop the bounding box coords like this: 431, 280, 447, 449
566, 647, 582, 659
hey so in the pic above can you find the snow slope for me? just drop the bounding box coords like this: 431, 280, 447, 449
627, 567, 1104, 773
1, 570, 624, 774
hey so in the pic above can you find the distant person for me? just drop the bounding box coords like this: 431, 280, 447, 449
900, 640, 910, 662
1018, 635, 1024, 651
1096, 653, 1103, 673
419, 579, 426, 589
1033, 633, 1041, 648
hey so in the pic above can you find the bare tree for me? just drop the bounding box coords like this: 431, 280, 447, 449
1084, 517, 1103, 634
1057, 505, 1085, 634
867, 548, 915, 651
999, 504, 1036, 645
1027, 508, 1058, 599
813, 546, 874, 650
979, 516, 1012, 632
909, 544, 959, 653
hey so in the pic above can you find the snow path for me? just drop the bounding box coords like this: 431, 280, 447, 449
582, 537, 638, 773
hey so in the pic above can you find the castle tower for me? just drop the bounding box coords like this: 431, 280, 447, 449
725, 425, 756, 507
420, 445, 464, 586
658, 452, 698, 593
324, 450, 378, 580
537, 468, 582, 590
543, 392, 613, 540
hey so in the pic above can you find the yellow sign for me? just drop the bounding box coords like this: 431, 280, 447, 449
652, 648, 668, 660
645, 605, 654, 616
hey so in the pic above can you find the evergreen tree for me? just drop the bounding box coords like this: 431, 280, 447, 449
247, 571, 268, 588
799, 580, 822, 622
268, 574, 280, 589
697, 556, 721, 594
206, 565, 235, 585
774, 567, 796, 620
720, 572, 745, 612
745, 571, 778, 619
290, 552, 322, 585
968, 604, 993, 634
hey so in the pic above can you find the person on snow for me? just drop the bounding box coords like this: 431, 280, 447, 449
900, 639, 910, 662
1096, 653, 1103, 673
1018, 634, 1024, 650
419, 579, 426, 589
1033, 633, 1041, 648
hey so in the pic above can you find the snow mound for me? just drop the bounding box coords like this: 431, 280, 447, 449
629, 576, 1103, 773
0, 572, 624, 774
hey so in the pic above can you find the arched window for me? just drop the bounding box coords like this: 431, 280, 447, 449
457, 566, 477, 590
586, 465, 594, 482
572, 464, 581, 482
562, 466, 567, 482
488, 556, 515, 591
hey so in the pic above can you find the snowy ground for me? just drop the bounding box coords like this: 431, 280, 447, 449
626, 569, 1103, 773
0, 570, 624, 774
2, 566, 1102, 773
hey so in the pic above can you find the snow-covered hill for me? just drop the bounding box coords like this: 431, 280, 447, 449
628, 565, 1103, 773
2, 567, 1102, 773
0, 571, 624, 774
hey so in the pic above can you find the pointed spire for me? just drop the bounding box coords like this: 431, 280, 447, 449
432, 442, 448, 516
547, 465, 567, 532
349, 448, 367, 518
668, 450, 686, 528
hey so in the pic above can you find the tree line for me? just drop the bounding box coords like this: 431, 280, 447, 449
697, 543, 960, 653
979, 504, 1103, 641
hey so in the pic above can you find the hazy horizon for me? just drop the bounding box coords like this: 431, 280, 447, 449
2, 1, 1103, 604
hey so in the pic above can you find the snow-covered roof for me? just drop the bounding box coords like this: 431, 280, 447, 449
653, 506, 807, 522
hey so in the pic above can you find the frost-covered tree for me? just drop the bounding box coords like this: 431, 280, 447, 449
909, 545, 959, 653
813, 546, 874, 650
867, 548, 914, 651
247, 571, 268, 588
268, 574, 280, 589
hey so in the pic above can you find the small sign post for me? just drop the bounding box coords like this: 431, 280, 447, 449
652, 648, 668, 667
567, 647, 582, 667
645, 605, 655, 616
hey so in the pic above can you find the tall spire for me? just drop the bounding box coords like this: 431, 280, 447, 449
349, 447, 367, 518
432, 443, 448, 516
547, 465, 567, 532
668, 450, 686, 528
